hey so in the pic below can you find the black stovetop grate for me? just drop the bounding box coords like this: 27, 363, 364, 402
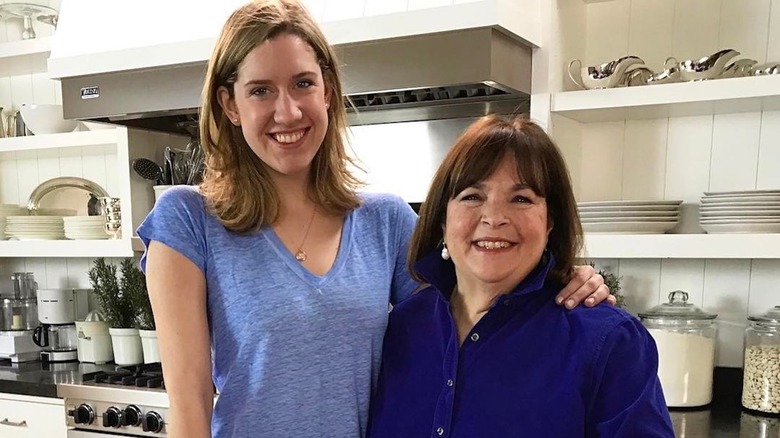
83, 363, 165, 389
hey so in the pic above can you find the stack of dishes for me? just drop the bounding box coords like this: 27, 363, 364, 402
0, 204, 26, 240
700, 189, 780, 233
578, 200, 682, 234
4, 216, 65, 240
63, 216, 109, 240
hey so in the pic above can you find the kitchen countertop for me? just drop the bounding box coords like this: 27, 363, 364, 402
0, 360, 115, 398
670, 367, 780, 438
1, 364, 778, 436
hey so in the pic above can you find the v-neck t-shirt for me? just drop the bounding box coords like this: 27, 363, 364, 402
136, 185, 419, 438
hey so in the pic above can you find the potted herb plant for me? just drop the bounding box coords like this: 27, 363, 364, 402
89, 258, 143, 365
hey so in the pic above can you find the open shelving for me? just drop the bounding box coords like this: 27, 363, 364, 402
551, 75, 780, 123
0, 129, 119, 156
0, 239, 134, 258
0, 37, 52, 60
582, 233, 780, 259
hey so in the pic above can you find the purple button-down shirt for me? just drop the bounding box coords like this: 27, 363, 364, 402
368, 250, 674, 438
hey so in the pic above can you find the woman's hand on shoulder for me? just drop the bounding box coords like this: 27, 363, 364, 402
555, 264, 615, 309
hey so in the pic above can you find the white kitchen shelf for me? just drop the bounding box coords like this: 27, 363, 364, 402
551, 75, 780, 122
0, 37, 52, 60
0, 129, 119, 155
582, 233, 780, 259
0, 239, 134, 258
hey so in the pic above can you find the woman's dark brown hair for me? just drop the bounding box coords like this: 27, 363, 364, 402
199, 0, 361, 233
407, 115, 583, 284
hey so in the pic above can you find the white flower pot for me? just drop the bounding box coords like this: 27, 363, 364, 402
108, 327, 143, 366
139, 329, 161, 364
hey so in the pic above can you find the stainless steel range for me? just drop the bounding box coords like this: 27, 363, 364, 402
58, 364, 169, 437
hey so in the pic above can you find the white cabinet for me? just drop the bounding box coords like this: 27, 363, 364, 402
0, 393, 66, 438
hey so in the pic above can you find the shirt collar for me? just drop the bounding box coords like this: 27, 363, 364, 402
414, 247, 557, 301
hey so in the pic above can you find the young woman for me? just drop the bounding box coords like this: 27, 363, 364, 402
137, 2, 612, 437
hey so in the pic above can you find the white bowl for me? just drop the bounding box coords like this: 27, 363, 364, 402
19, 104, 78, 135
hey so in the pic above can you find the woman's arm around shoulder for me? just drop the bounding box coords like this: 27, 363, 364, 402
587, 313, 675, 438
146, 241, 213, 438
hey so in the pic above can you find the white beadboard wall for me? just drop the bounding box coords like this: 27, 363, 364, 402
560, 0, 780, 368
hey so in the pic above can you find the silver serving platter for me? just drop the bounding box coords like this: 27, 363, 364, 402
27, 177, 110, 216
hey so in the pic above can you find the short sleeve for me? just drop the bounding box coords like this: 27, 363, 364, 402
390, 199, 420, 305
136, 185, 208, 275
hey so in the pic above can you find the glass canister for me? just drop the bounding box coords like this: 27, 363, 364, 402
1, 298, 38, 331
638, 290, 718, 408
743, 306, 780, 415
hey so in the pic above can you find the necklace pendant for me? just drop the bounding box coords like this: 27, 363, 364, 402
295, 249, 307, 262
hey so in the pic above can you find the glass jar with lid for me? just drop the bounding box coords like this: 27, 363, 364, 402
742, 305, 780, 415
638, 290, 718, 408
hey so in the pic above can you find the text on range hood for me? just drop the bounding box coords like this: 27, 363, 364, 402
59, 27, 531, 133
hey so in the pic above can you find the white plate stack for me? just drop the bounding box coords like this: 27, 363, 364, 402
63, 216, 109, 240
4, 216, 65, 240
700, 189, 780, 233
577, 200, 682, 234
0, 204, 26, 240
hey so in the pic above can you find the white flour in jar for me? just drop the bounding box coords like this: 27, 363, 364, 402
648, 329, 716, 407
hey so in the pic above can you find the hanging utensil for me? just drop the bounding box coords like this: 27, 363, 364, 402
163, 147, 173, 185
131, 158, 164, 184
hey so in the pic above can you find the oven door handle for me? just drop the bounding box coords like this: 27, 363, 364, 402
68, 429, 124, 437
0, 418, 28, 427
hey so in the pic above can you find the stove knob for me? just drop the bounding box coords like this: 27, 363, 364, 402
142, 411, 164, 433
68, 404, 95, 425
123, 405, 143, 427
102, 406, 124, 428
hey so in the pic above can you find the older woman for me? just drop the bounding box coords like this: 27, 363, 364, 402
368, 115, 674, 438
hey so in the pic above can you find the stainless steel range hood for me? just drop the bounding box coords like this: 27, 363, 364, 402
59, 27, 531, 133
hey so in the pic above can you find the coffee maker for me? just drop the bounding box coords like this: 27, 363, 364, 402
0, 272, 41, 363
33, 289, 88, 362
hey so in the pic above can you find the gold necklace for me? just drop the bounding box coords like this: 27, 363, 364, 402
294, 206, 317, 262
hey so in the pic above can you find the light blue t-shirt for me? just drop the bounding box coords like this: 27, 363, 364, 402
136, 185, 419, 438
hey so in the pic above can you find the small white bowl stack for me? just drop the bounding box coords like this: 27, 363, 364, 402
700, 189, 780, 233
63, 216, 109, 240
577, 200, 683, 234
0, 204, 26, 240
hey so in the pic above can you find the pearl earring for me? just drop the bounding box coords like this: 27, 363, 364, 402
441, 243, 450, 260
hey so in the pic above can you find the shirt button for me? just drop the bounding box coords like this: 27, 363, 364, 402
437, 426, 445, 436
470, 333, 480, 342
447, 379, 454, 387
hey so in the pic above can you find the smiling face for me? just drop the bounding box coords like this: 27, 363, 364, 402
444, 155, 551, 294
218, 33, 331, 179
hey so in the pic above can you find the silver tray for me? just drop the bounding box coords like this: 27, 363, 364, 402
27, 177, 110, 216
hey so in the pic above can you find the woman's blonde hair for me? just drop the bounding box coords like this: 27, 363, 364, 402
199, 0, 361, 233
408, 115, 583, 284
